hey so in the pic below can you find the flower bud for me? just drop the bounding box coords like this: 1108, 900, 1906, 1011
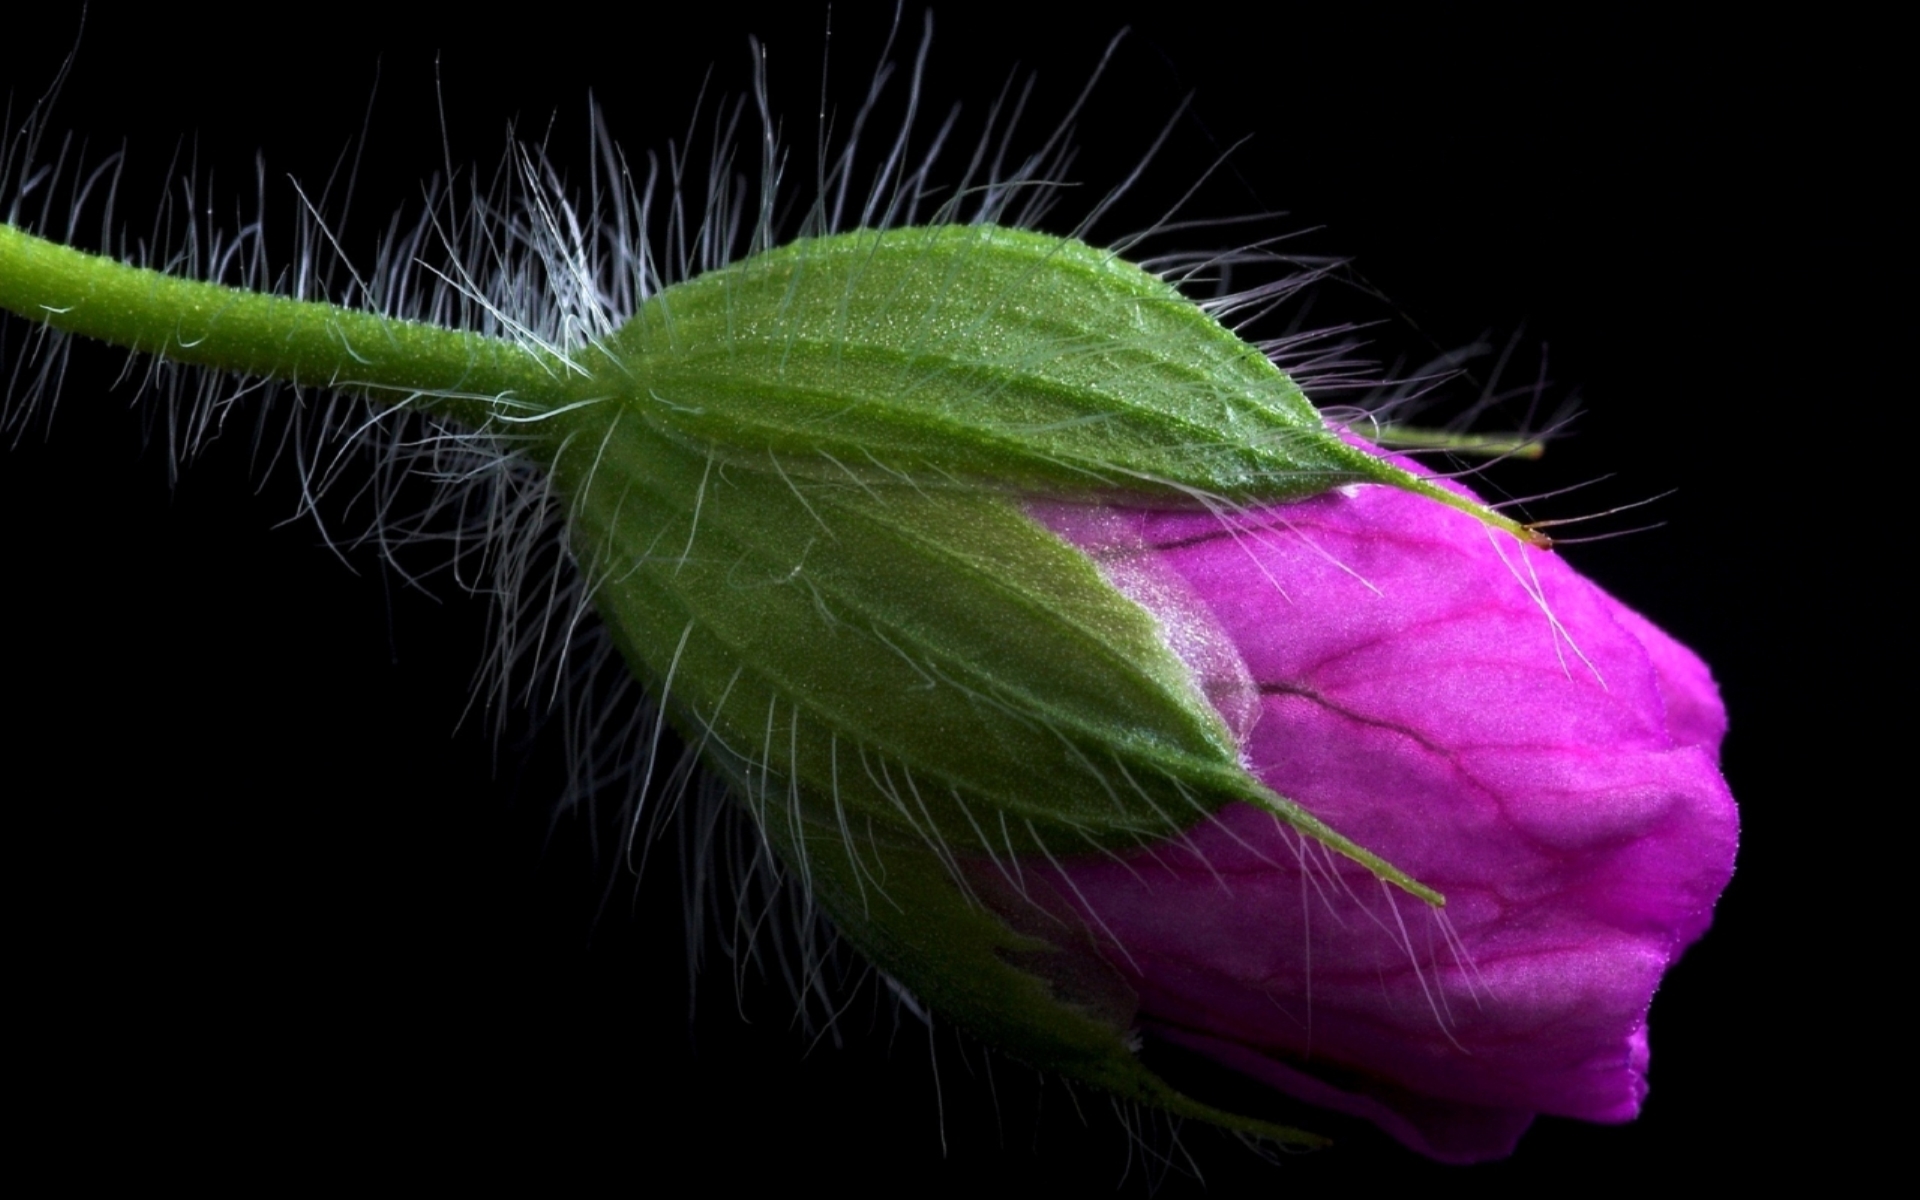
536, 225, 1738, 1153
0, 191, 1738, 1157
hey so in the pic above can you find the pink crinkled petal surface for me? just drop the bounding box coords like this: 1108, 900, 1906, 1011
1026, 465, 1738, 1162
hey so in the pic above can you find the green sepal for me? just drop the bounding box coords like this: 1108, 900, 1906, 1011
609, 225, 1542, 545
551, 412, 1435, 899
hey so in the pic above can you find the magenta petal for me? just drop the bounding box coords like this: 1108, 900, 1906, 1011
1027, 462, 1738, 1162
1608, 603, 1729, 751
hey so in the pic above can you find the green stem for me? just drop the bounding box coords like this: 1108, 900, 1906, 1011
0, 222, 580, 429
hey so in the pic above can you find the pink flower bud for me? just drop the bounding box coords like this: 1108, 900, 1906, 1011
1022, 455, 1739, 1162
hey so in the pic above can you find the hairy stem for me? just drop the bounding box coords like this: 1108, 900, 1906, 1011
0, 222, 581, 429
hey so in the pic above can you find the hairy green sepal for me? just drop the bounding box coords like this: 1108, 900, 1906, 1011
548, 410, 1434, 898
615, 225, 1542, 544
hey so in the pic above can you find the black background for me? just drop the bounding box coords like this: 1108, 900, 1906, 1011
3, 4, 1887, 1190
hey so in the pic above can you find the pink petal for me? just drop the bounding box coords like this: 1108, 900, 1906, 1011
1025, 460, 1738, 1162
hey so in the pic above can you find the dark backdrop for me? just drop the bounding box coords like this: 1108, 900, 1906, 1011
3, 5, 1884, 1190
